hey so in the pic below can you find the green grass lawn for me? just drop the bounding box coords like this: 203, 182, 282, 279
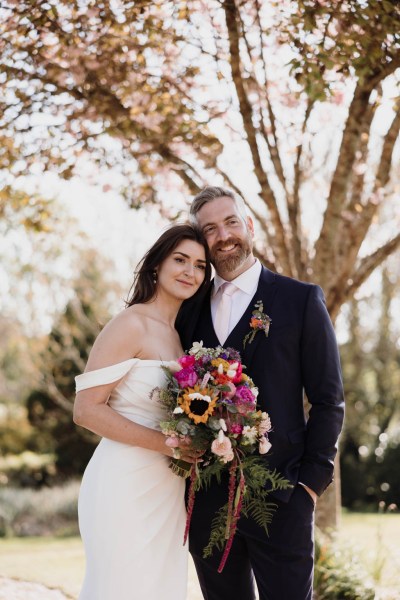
0, 536, 83, 598
0, 512, 399, 599
337, 511, 400, 598
0, 536, 204, 600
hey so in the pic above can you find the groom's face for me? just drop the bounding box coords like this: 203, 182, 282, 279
195, 196, 254, 280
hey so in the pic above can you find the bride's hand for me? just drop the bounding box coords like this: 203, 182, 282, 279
178, 448, 204, 463
169, 441, 204, 463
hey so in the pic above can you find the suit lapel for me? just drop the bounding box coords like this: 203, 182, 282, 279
189, 267, 278, 357
240, 267, 278, 365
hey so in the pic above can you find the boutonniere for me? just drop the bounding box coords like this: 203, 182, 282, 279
243, 301, 272, 347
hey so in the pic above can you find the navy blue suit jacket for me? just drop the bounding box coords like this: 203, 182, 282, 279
176, 266, 345, 501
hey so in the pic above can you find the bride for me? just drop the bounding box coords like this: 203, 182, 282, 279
73, 224, 211, 600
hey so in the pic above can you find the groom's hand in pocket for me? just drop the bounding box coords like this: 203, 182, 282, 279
300, 483, 317, 504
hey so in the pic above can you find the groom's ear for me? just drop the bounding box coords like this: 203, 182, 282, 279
247, 216, 255, 237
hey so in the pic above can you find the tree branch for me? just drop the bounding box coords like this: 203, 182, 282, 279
288, 98, 315, 279
374, 102, 400, 192
42, 375, 74, 413
253, 245, 276, 271
255, 0, 291, 194
333, 101, 400, 293
351, 234, 400, 294
367, 56, 400, 90
223, 0, 291, 274
328, 233, 400, 319
313, 81, 376, 290
157, 146, 203, 194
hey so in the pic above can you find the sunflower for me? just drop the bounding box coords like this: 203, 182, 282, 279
179, 384, 219, 424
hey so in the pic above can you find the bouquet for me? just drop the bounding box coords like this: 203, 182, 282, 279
155, 341, 291, 572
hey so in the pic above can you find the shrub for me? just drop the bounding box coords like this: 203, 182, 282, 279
0, 479, 79, 537
314, 529, 375, 599
0, 451, 57, 488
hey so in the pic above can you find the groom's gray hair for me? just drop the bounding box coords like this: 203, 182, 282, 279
189, 186, 249, 225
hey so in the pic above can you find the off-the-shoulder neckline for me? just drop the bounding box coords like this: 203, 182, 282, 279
123, 358, 174, 364
83, 357, 173, 372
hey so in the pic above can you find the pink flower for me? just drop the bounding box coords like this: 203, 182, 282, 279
235, 385, 254, 402
234, 386, 256, 413
211, 430, 234, 463
229, 423, 243, 435
230, 361, 243, 383
259, 436, 272, 455
174, 367, 198, 388
165, 436, 180, 448
178, 355, 196, 368
222, 381, 237, 399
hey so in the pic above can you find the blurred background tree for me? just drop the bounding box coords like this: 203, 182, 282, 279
0, 193, 121, 487
25, 250, 115, 482
1, 0, 399, 528
340, 265, 400, 509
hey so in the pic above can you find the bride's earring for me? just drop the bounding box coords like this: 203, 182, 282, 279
152, 270, 157, 284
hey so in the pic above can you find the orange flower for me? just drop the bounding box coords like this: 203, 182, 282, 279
250, 317, 263, 328
244, 301, 272, 347
212, 371, 230, 385
179, 384, 219, 424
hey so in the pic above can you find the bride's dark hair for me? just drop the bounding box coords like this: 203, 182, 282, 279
126, 223, 211, 307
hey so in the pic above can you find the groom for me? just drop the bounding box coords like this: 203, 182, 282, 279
176, 186, 345, 600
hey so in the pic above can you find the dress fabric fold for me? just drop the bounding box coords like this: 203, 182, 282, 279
75, 359, 188, 600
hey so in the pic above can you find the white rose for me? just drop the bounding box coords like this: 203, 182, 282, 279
259, 436, 272, 455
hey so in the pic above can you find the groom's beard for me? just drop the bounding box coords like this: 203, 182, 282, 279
210, 235, 252, 275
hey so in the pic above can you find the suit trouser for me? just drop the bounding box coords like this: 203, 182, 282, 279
188, 482, 315, 600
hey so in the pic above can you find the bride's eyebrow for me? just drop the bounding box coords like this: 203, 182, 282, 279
172, 251, 206, 263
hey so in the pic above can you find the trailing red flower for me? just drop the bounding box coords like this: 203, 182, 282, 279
183, 463, 198, 546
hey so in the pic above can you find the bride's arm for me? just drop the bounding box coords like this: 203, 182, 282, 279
74, 379, 173, 455
73, 310, 198, 461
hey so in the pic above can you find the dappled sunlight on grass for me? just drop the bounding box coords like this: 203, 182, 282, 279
338, 512, 400, 599
0, 537, 84, 598
0, 537, 204, 600
0, 512, 399, 599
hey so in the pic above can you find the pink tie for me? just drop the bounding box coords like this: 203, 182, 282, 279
214, 282, 236, 345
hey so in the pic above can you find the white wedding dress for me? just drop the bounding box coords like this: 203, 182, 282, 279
75, 359, 188, 600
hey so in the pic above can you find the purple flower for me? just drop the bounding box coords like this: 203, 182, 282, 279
174, 367, 198, 388
197, 355, 209, 368
225, 347, 241, 362
234, 386, 256, 405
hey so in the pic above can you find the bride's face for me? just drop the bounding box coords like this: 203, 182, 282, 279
156, 239, 207, 300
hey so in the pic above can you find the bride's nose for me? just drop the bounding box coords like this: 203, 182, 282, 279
183, 263, 195, 278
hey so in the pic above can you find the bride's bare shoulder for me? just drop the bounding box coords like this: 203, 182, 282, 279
112, 304, 146, 323
85, 306, 146, 370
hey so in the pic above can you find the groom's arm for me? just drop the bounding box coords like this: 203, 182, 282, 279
298, 285, 345, 497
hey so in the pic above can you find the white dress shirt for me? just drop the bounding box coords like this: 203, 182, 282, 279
211, 259, 262, 338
